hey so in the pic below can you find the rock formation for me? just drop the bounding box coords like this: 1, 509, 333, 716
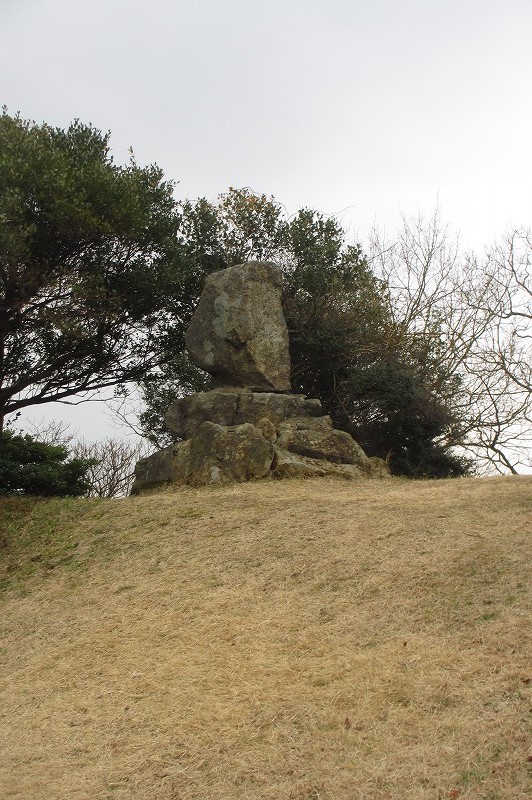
185, 261, 291, 390
132, 261, 388, 493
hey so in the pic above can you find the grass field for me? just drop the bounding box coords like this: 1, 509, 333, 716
0, 476, 531, 799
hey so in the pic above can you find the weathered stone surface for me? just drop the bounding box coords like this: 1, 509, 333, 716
130, 440, 191, 494
185, 261, 291, 390
237, 392, 322, 426
131, 258, 387, 493
187, 422, 273, 485
255, 417, 277, 443
165, 390, 237, 440
367, 456, 391, 478
165, 390, 322, 440
272, 448, 366, 480
276, 418, 370, 467
132, 423, 274, 491
277, 415, 333, 433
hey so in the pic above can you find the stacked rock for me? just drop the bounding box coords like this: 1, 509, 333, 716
131, 262, 388, 492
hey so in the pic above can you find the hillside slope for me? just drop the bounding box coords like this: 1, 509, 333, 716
1, 477, 531, 800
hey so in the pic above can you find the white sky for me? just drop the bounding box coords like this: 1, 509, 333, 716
2, 0, 532, 439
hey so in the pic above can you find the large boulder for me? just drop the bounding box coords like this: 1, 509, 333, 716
165, 390, 238, 439
130, 440, 191, 494
187, 421, 274, 485
165, 390, 322, 440
276, 417, 370, 468
185, 261, 291, 390
238, 392, 322, 427
131, 257, 390, 494
131, 422, 274, 490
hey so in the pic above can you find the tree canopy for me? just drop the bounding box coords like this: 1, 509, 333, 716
0, 111, 184, 431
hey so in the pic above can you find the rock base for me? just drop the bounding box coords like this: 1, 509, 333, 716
132, 396, 389, 493
134, 262, 391, 494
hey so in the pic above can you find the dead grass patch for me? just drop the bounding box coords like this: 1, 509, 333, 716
0, 476, 531, 799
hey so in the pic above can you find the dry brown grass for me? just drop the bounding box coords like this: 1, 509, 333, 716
0, 476, 531, 800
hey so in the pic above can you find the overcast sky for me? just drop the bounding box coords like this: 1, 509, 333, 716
3, 0, 531, 438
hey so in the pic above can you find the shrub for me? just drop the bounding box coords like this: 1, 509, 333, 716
0, 431, 94, 496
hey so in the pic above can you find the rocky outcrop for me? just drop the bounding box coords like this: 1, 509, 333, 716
131, 260, 389, 493
132, 421, 274, 492
131, 440, 191, 493
132, 412, 389, 492
185, 261, 291, 391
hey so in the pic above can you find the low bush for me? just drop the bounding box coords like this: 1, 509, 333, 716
0, 431, 94, 496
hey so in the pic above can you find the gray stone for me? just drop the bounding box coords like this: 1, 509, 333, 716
272, 448, 367, 480
165, 390, 322, 440
277, 415, 333, 433
131, 257, 387, 493
187, 422, 274, 485
165, 390, 238, 440
130, 440, 191, 494
132, 423, 274, 492
237, 392, 322, 426
185, 261, 291, 390
255, 417, 277, 443
276, 418, 370, 467
367, 456, 391, 478
237, 392, 322, 425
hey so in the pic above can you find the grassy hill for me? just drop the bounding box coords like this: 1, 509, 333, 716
0, 476, 531, 800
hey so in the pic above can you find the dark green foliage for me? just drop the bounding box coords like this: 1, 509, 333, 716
286, 289, 469, 478
338, 361, 471, 478
0, 431, 94, 496
0, 110, 185, 427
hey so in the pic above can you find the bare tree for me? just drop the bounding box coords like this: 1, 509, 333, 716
26, 418, 77, 448
71, 436, 152, 497
369, 213, 532, 474
26, 420, 151, 496
460, 230, 532, 472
